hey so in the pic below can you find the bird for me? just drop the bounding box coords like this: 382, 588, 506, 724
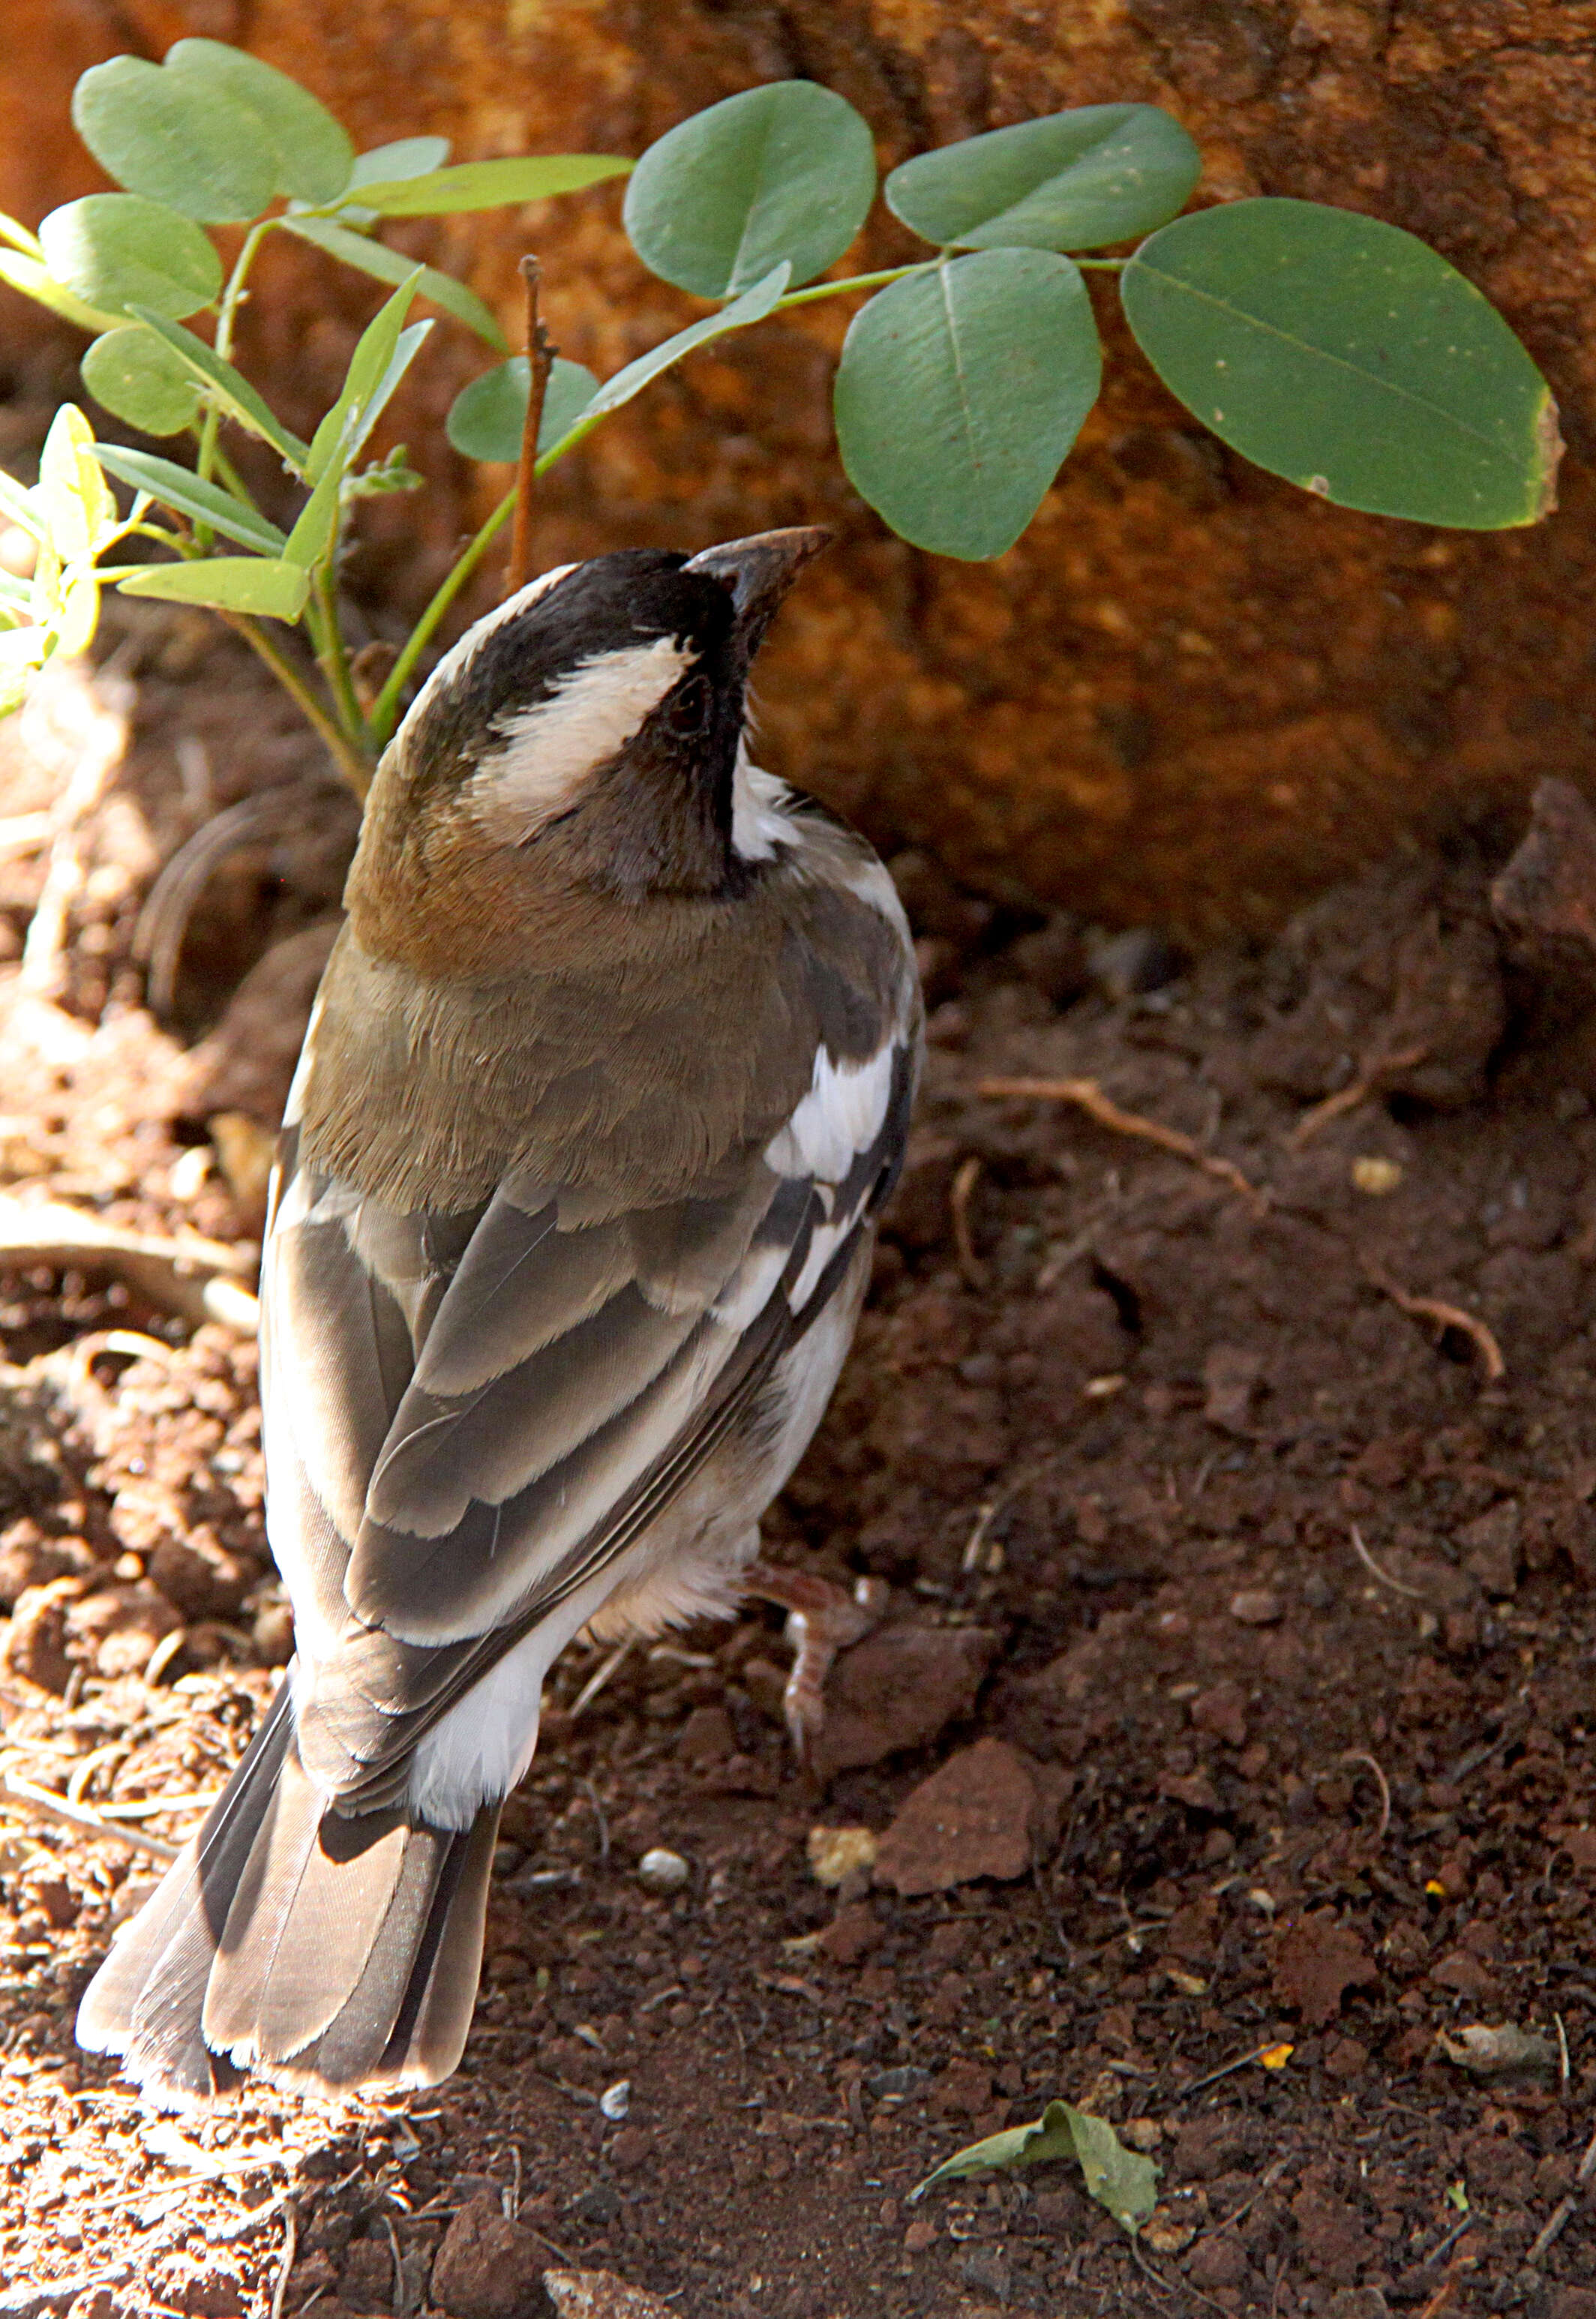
76, 526, 922, 2107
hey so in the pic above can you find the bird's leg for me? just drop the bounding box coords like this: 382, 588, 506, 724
741, 1559, 889, 1762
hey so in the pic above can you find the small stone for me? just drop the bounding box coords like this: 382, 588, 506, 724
872, 1738, 1044, 1896
542, 2267, 677, 2317
814, 1900, 883, 1964
958, 2242, 1011, 2302
902, 2217, 938, 2253
1190, 1682, 1248, 1747
570, 2182, 622, 2228
635, 1847, 690, 1893
676, 1704, 734, 1766
806, 1825, 878, 1887
1186, 2234, 1250, 2290
0, 1576, 81, 1692
1431, 1950, 1498, 2001
1351, 1156, 1402, 1196
808, 1623, 1000, 1779
1458, 1501, 1520, 1597
1144, 2210, 1196, 2254
1271, 1912, 1378, 2026
599, 2079, 630, 2121
1228, 1588, 1282, 1626
430, 2194, 545, 2319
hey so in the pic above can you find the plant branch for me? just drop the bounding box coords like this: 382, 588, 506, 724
368, 485, 516, 745
196, 219, 275, 515
777, 262, 932, 310
310, 558, 368, 758
219, 610, 371, 794
506, 254, 555, 598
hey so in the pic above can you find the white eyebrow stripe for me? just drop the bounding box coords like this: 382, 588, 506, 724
402, 563, 576, 740
465, 635, 691, 830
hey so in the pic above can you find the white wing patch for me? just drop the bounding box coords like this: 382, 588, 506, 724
766, 1042, 895, 1184
466, 636, 689, 835
765, 1039, 898, 1313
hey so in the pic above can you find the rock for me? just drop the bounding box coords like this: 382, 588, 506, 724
0, 1575, 80, 1691
1186, 2234, 1250, 2291
1290, 2184, 1375, 2284
430, 2194, 545, 2319
806, 1826, 878, 1887
1228, 1588, 1282, 1626
1458, 1501, 1520, 1596
1430, 1950, 1499, 2002
65, 1581, 182, 1679
1203, 1344, 1263, 1432
808, 1622, 999, 1778
543, 2272, 676, 2318
676, 1704, 734, 1766
1189, 1682, 1248, 1748
0, 1524, 96, 1610
1270, 1913, 1378, 2027
873, 1738, 1053, 1895
958, 2242, 1011, 2302
635, 1848, 689, 1892
814, 1901, 883, 1964
146, 1527, 254, 1618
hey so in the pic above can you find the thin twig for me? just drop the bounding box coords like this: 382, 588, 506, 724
1339, 1750, 1392, 1840
0, 1194, 258, 1332
1527, 2117, 1596, 2263
979, 1076, 1265, 1211
1168, 2043, 1273, 2101
1290, 1043, 1428, 1147
1364, 1262, 1505, 1382
1415, 2250, 1474, 2319
950, 1154, 987, 1287
268, 2200, 298, 2319
1349, 1525, 1429, 1603
563, 1638, 634, 1723
505, 256, 556, 598
1, 1772, 178, 1859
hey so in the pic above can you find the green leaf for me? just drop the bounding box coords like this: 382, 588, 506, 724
338, 154, 631, 217
910, 2102, 1159, 2236
0, 249, 123, 335
56, 567, 101, 658
578, 261, 791, 430
305, 271, 425, 482
71, 53, 278, 223
36, 404, 118, 564
39, 194, 220, 321
125, 308, 310, 472
281, 455, 345, 569
81, 326, 204, 435
446, 355, 598, 462
834, 249, 1101, 559
624, 80, 875, 298
92, 445, 286, 553
886, 104, 1201, 253
117, 554, 310, 620
282, 215, 507, 350
346, 137, 451, 188
164, 39, 352, 205
1120, 198, 1561, 528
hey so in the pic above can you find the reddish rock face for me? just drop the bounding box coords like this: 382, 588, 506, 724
4, 2, 1596, 936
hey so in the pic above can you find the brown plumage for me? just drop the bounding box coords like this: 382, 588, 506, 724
78, 530, 920, 2105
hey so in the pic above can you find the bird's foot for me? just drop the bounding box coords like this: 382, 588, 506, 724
740, 1560, 889, 1767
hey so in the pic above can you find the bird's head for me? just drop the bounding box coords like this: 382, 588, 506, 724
346, 528, 829, 972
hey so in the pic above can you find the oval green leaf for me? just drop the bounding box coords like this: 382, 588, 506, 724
117, 554, 310, 620
40, 194, 220, 322
1120, 198, 1561, 528
344, 154, 630, 217
624, 81, 875, 298
834, 249, 1102, 559
81, 326, 203, 435
93, 445, 286, 553
124, 307, 310, 472
347, 138, 451, 188
71, 54, 278, 223
164, 39, 353, 206
446, 356, 599, 462
886, 104, 1200, 254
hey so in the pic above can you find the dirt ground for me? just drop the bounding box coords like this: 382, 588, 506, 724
1, 619, 1595, 2319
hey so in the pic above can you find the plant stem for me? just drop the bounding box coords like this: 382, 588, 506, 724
368, 484, 515, 746
777, 262, 933, 310
1074, 256, 1127, 270
506, 254, 555, 598
310, 557, 368, 758
220, 610, 372, 794
196, 219, 276, 524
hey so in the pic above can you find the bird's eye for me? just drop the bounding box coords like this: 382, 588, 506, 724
663, 673, 712, 737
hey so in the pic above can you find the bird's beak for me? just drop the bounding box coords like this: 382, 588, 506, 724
685, 526, 832, 662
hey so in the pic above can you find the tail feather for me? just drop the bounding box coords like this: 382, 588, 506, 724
76, 1672, 499, 2106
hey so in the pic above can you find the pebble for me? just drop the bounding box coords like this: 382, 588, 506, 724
1228, 1588, 1282, 1625
806, 1825, 878, 1886
599, 2078, 631, 2121
636, 1847, 690, 1892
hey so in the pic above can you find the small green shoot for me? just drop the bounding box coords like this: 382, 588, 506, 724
908, 2100, 1160, 2238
